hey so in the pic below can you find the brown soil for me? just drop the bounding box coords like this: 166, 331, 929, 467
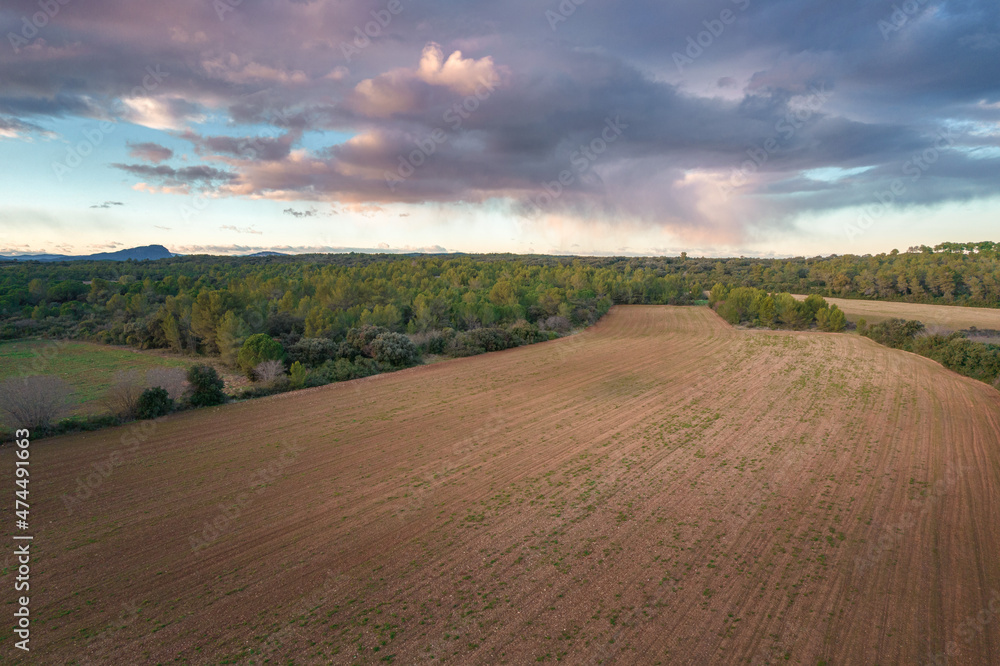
793, 295, 1000, 330
5, 306, 1000, 664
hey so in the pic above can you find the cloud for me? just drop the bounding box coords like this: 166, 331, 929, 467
171, 244, 450, 256
220, 225, 263, 235
120, 97, 205, 130
89, 201, 125, 209
127, 141, 174, 163
202, 53, 310, 85
1, 0, 998, 248
348, 42, 508, 117
0, 116, 54, 140
179, 129, 300, 162
112, 163, 236, 189
283, 207, 316, 218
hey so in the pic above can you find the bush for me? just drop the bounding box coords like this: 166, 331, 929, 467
862, 318, 925, 349
136, 387, 173, 420
254, 359, 287, 384
317, 357, 382, 382
370, 332, 420, 367
538, 316, 571, 335
237, 333, 285, 378
825, 305, 847, 332
103, 370, 145, 419
289, 361, 308, 388
287, 338, 338, 367
187, 364, 226, 407
409, 329, 454, 355
801, 294, 829, 322
345, 325, 390, 358
716, 299, 740, 325
507, 319, 544, 345
0, 375, 73, 430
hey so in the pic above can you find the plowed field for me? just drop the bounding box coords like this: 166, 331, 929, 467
6, 306, 1000, 664
792, 295, 1000, 330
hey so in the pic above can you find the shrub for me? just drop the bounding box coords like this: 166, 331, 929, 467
370, 332, 420, 367
409, 329, 454, 355
801, 294, 829, 322
103, 370, 145, 419
289, 361, 308, 388
708, 283, 730, 306
345, 325, 390, 357
287, 338, 338, 367
467, 327, 514, 352
0, 375, 73, 430
862, 318, 925, 349
136, 387, 173, 420
716, 299, 741, 325
507, 319, 544, 345
187, 364, 226, 407
237, 333, 285, 378
825, 305, 847, 332
254, 359, 287, 384
538, 316, 571, 335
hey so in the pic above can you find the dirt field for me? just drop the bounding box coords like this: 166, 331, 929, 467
4, 306, 1000, 664
793, 295, 1000, 330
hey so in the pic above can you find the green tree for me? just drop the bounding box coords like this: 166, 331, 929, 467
289, 361, 308, 389
187, 365, 226, 407
217, 311, 250, 366
136, 387, 173, 419
370, 332, 420, 367
825, 305, 847, 332
237, 334, 285, 378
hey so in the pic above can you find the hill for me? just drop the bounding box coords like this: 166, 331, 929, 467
8, 306, 1000, 664
0, 244, 172, 262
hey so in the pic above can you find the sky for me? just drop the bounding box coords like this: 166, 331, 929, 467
1, 0, 998, 258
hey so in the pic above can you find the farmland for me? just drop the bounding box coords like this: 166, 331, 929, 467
0, 340, 192, 415
5, 306, 1000, 664
793, 295, 1000, 330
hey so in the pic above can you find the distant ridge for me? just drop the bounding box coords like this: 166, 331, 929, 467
0, 244, 173, 262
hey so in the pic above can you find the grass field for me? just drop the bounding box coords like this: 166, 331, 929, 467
793, 295, 1000, 330
4, 306, 999, 664
0, 340, 192, 415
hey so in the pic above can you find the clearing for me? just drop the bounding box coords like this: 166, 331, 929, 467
793, 295, 1000, 330
4, 306, 999, 664
0, 340, 191, 415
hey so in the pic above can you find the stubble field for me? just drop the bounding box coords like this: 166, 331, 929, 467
792, 295, 1000, 330
4, 306, 1000, 664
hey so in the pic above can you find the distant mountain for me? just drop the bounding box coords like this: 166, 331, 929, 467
245, 251, 286, 257
0, 244, 173, 262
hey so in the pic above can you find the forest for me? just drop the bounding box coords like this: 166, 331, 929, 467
1, 242, 999, 429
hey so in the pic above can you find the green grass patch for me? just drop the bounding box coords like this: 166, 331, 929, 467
0, 339, 190, 414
